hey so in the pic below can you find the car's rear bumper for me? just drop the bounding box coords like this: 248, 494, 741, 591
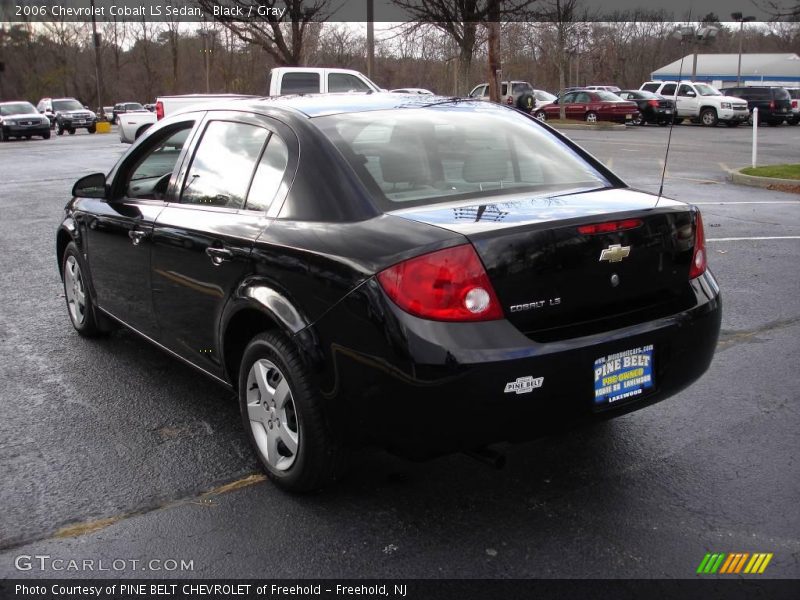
310, 270, 722, 457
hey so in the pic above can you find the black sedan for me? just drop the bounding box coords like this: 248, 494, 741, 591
0, 101, 51, 141
617, 90, 676, 125
57, 94, 721, 491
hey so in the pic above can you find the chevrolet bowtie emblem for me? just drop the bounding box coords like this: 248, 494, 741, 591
599, 244, 631, 263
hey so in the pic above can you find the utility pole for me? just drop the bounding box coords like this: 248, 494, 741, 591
90, 0, 102, 108
366, 0, 374, 79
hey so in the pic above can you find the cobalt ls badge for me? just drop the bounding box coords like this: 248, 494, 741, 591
599, 244, 631, 263
504, 376, 544, 394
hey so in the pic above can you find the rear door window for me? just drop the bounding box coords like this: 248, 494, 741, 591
661, 84, 677, 96
281, 72, 320, 95
180, 121, 269, 209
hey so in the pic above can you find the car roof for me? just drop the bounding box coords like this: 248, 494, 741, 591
213, 92, 490, 119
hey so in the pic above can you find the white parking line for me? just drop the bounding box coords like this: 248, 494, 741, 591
707, 236, 800, 242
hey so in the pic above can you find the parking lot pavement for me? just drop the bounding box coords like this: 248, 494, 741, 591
0, 128, 798, 579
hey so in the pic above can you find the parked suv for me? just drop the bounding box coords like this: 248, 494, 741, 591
786, 88, 800, 125
725, 86, 793, 126
469, 81, 536, 112
638, 81, 749, 126
37, 98, 97, 135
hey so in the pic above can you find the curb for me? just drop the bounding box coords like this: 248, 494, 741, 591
730, 169, 800, 194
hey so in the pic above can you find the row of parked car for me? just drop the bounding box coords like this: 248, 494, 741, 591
468, 79, 800, 128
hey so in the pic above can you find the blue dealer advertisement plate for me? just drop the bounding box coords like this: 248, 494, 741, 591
593, 344, 654, 405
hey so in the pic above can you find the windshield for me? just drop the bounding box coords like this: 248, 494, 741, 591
535, 90, 557, 102
596, 91, 623, 101
125, 103, 144, 110
0, 102, 37, 116
315, 107, 610, 210
695, 84, 721, 96
53, 99, 84, 111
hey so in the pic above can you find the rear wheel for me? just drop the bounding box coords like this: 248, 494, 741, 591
725, 121, 740, 127
585, 111, 598, 124
631, 113, 644, 126
68, 128, 76, 135
62, 242, 103, 337
700, 108, 718, 127
239, 331, 347, 492
0, 128, 5, 142
672, 117, 684, 125
534, 111, 547, 122
42, 131, 51, 139
56, 123, 64, 136
88, 125, 96, 134
767, 119, 781, 127
787, 118, 799, 126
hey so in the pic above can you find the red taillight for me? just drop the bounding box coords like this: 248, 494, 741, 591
689, 211, 707, 279
506, 96, 513, 105
156, 100, 164, 120
769, 100, 775, 109
648, 99, 659, 107
377, 244, 503, 322
792, 100, 798, 109
577, 219, 643, 235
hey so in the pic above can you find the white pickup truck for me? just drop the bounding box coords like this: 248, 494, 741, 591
118, 93, 256, 143
267, 67, 382, 96
639, 80, 749, 126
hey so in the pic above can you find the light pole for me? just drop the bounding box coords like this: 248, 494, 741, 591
671, 24, 719, 81
731, 12, 756, 87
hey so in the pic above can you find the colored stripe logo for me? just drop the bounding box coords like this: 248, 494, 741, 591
696, 552, 773, 574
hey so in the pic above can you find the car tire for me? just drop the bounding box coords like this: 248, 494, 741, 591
68, 128, 76, 135
700, 108, 718, 127
43, 131, 51, 139
56, 123, 64, 136
672, 117, 684, 125
0, 128, 5, 142
725, 121, 740, 127
239, 331, 347, 492
767, 119, 781, 127
631, 113, 644, 126
658, 121, 669, 127
534, 111, 547, 122
585, 112, 598, 124
788, 118, 799, 126
62, 242, 103, 337
88, 125, 96, 134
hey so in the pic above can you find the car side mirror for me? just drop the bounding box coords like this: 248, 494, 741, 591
72, 173, 108, 199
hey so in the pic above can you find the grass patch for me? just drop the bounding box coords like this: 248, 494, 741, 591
740, 164, 800, 180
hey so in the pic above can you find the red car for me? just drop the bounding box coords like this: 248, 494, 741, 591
534, 90, 639, 124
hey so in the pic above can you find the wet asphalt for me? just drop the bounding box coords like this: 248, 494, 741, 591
0, 123, 798, 579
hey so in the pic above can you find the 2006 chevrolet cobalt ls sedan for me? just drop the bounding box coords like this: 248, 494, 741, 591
57, 94, 721, 491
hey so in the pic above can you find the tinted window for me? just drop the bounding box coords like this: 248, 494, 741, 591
316, 108, 609, 209
125, 125, 193, 201
512, 82, 533, 94
773, 88, 790, 100
328, 73, 371, 93
678, 85, 695, 96
0, 102, 37, 115
575, 92, 592, 103
281, 72, 320, 95
181, 121, 268, 209
641, 83, 660, 92
661, 84, 677, 96
53, 99, 83, 111
246, 135, 289, 212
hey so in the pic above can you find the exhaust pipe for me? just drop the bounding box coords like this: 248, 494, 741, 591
464, 447, 506, 470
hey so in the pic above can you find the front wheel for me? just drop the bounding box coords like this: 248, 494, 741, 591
239, 331, 347, 492
42, 131, 51, 139
585, 111, 598, 124
88, 125, 96, 134
68, 128, 76, 135
700, 108, 718, 127
534, 111, 547, 122
56, 123, 64, 136
631, 113, 644, 126
62, 242, 103, 337
0, 128, 5, 142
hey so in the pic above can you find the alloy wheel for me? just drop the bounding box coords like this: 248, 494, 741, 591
585, 112, 598, 123
64, 255, 87, 326
245, 359, 299, 471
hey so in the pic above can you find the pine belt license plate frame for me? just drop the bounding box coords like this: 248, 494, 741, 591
593, 344, 655, 408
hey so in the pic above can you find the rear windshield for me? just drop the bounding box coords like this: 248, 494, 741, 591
124, 102, 144, 110
595, 91, 622, 101
0, 102, 37, 116
773, 88, 790, 100
788, 89, 800, 99
315, 107, 610, 210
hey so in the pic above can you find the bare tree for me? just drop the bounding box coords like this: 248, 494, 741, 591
390, 0, 540, 95
196, 0, 330, 66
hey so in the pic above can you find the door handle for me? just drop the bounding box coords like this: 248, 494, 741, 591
128, 229, 147, 246
206, 246, 233, 266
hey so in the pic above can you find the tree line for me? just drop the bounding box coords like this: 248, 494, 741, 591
0, 5, 798, 107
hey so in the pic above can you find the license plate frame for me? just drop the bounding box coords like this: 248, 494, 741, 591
593, 344, 655, 407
